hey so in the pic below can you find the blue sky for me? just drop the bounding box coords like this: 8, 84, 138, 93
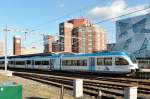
0, 0, 150, 54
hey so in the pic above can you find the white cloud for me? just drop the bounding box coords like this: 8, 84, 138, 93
88, 0, 150, 20
89, 0, 126, 19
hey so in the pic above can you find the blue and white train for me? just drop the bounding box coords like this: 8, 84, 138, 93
0, 52, 138, 74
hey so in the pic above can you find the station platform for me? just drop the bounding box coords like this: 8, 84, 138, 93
138, 69, 150, 72
0, 70, 13, 76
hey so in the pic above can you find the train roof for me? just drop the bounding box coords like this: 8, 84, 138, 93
62, 52, 129, 58
0, 53, 59, 59
0, 52, 129, 59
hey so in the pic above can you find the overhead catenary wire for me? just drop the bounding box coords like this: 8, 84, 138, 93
12, 0, 114, 39
2, 4, 150, 56
5, 18, 150, 56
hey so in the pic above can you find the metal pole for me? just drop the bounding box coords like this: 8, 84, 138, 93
4, 25, 8, 72
60, 84, 64, 99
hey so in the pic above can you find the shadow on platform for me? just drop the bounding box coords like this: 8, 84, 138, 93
26, 97, 48, 99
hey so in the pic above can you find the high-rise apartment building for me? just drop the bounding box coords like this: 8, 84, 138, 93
59, 18, 107, 53
68, 18, 90, 28
13, 36, 21, 55
72, 25, 106, 53
59, 22, 73, 52
59, 18, 90, 52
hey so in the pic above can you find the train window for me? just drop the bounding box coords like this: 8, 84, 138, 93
115, 57, 129, 65
8, 61, 10, 64
78, 60, 87, 66
15, 61, 25, 65
27, 60, 31, 64
62, 59, 87, 66
97, 58, 103, 66
0, 61, 4, 65
62, 60, 67, 66
11, 61, 14, 64
42, 61, 49, 65
83, 60, 87, 66
35, 61, 41, 65
72, 60, 77, 66
68, 60, 72, 66
8, 61, 14, 64
104, 58, 112, 66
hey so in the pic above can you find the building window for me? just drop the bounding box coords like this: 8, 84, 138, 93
60, 24, 64, 28
61, 29, 64, 33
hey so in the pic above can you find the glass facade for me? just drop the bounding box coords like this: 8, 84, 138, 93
116, 13, 150, 58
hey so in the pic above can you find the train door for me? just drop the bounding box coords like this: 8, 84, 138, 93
89, 57, 95, 72
32, 60, 34, 69
49, 59, 54, 70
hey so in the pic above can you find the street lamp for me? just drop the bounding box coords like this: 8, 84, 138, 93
3, 25, 10, 72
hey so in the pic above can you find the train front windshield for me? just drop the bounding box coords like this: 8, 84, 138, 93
130, 55, 137, 63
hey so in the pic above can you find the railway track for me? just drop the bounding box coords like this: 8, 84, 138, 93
10, 68, 150, 86
13, 71, 150, 99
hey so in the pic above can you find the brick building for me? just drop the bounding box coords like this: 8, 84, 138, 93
59, 18, 107, 53
59, 18, 90, 52
13, 36, 21, 55
72, 25, 106, 53
68, 19, 90, 28
21, 47, 39, 55
59, 22, 73, 52
52, 40, 60, 52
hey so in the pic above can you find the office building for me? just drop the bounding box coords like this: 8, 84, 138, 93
116, 13, 150, 57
